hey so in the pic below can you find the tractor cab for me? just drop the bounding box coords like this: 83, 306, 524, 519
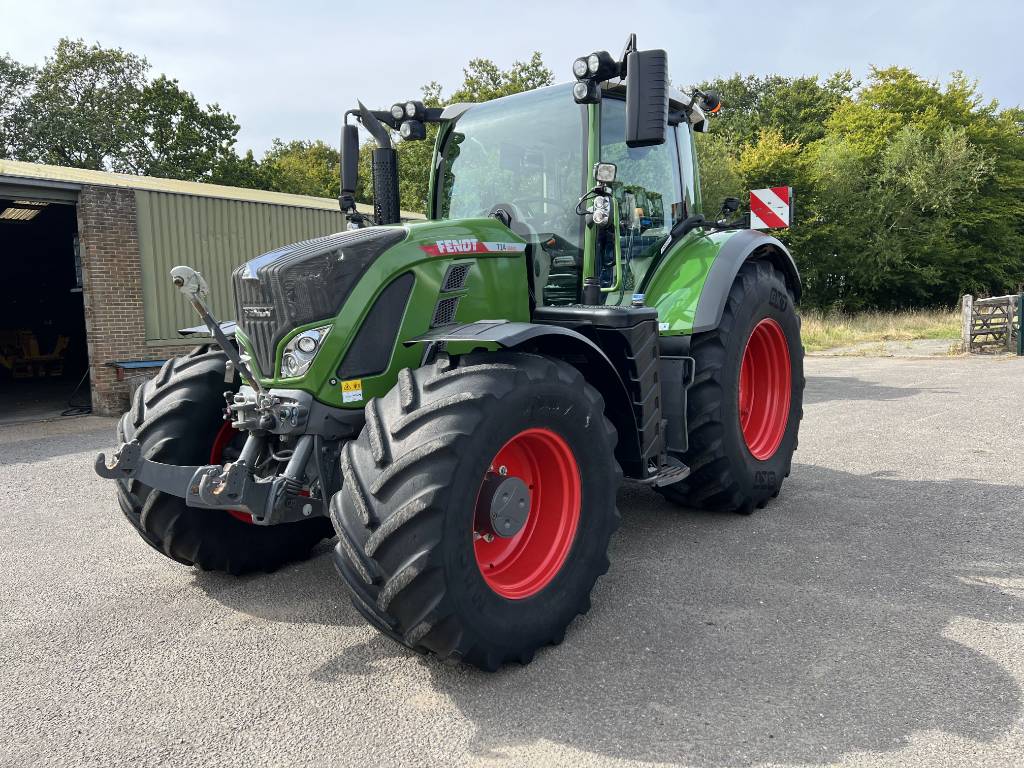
429, 83, 701, 308
339, 38, 720, 313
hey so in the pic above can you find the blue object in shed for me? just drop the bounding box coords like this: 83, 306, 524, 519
106, 359, 168, 381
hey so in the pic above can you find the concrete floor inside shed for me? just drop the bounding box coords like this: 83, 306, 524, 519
0, 377, 88, 425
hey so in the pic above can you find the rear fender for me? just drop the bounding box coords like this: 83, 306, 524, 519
691, 229, 800, 334
643, 229, 800, 336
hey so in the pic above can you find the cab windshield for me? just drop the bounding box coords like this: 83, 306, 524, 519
436, 84, 585, 305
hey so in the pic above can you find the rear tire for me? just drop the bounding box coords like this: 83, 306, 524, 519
330, 352, 620, 670
115, 346, 333, 574
660, 260, 804, 513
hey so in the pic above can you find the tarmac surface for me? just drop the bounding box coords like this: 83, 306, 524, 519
2, 354, 1023, 767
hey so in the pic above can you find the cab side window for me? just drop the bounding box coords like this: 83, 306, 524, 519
677, 123, 698, 216
599, 97, 684, 304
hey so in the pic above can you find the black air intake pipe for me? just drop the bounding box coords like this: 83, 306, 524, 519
371, 147, 400, 226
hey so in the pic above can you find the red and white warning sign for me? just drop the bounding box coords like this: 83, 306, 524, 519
749, 187, 793, 229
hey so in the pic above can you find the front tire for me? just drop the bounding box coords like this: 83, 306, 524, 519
330, 352, 620, 670
660, 259, 804, 513
115, 346, 334, 574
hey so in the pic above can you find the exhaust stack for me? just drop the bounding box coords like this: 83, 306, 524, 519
356, 101, 401, 226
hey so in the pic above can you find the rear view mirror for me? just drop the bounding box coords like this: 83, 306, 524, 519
339, 123, 359, 211
625, 49, 669, 148
721, 197, 740, 215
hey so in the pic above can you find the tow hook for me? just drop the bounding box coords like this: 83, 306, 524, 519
94, 441, 141, 479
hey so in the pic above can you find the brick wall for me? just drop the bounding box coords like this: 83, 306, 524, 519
77, 185, 183, 415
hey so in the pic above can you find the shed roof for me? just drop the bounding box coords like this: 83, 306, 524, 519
0, 159, 422, 217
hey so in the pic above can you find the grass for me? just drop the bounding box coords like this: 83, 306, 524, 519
800, 308, 960, 352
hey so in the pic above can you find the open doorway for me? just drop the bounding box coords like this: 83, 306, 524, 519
0, 199, 89, 423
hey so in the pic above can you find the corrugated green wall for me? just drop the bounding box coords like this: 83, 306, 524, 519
135, 190, 345, 343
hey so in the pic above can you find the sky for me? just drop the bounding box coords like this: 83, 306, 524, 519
3, 0, 1022, 156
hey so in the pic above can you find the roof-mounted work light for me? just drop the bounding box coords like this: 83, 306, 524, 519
572, 47, 623, 103
400, 120, 426, 141
572, 80, 600, 104
585, 50, 619, 81
573, 50, 619, 82
378, 100, 443, 140
404, 100, 426, 120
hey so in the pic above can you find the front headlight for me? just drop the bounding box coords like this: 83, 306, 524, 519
280, 325, 331, 378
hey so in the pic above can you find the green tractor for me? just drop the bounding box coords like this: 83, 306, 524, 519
96, 35, 804, 670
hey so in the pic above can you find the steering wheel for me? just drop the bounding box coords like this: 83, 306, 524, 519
487, 202, 532, 234
511, 196, 567, 220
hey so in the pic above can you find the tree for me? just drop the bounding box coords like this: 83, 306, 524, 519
448, 52, 554, 103
17, 39, 149, 169
803, 67, 1018, 307
802, 123, 993, 309
0, 54, 34, 159
697, 72, 856, 146
2, 39, 242, 182
689, 65, 1023, 309
693, 133, 742, 213
260, 139, 340, 198
693, 71, 851, 226
119, 75, 240, 180
209, 148, 271, 190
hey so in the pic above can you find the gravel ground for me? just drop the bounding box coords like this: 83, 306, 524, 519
2, 354, 1023, 768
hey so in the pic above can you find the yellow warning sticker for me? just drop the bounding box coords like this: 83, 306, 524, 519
341, 379, 363, 403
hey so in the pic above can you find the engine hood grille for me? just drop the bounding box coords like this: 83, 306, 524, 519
233, 226, 406, 376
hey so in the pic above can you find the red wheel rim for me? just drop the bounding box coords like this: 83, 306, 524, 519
210, 421, 253, 524
738, 318, 792, 460
473, 428, 582, 600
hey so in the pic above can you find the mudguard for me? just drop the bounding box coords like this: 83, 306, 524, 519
178, 320, 238, 337
408, 320, 645, 474
691, 229, 800, 334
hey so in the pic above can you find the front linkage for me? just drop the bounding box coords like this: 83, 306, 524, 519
96, 266, 356, 526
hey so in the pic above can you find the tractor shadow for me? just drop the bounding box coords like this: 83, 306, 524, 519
190, 539, 361, 628
803, 375, 950, 405
318, 464, 1024, 765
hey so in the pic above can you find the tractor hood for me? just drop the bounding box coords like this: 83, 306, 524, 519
232, 226, 406, 375
228, 217, 531, 408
